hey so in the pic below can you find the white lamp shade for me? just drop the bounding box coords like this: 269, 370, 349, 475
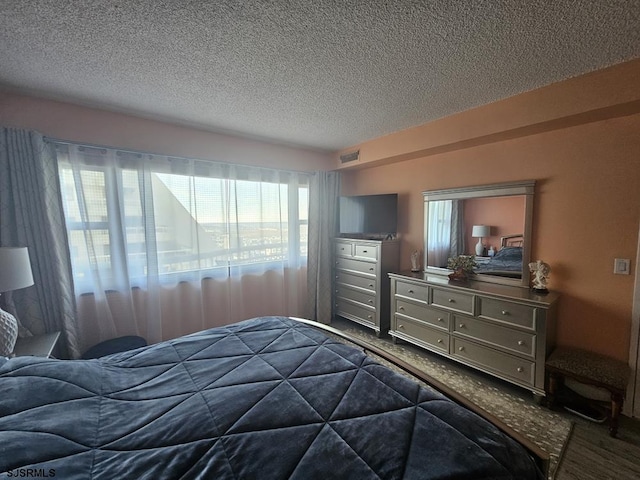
0, 247, 34, 293
471, 225, 491, 238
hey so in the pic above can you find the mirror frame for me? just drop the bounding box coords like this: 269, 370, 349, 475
423, 180, 535, 288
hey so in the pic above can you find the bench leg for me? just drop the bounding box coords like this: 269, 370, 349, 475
546, 372, 563, 408
610, 393, 623, 437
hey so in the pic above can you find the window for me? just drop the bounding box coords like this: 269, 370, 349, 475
57, 145, 309, 294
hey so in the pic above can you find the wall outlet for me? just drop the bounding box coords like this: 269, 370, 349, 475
613, 258, 630, 275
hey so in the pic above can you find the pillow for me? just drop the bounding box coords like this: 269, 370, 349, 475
494, 246, 522, 261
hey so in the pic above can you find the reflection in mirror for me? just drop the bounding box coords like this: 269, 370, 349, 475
423, 181, 535, 287
426, 200, 462, 267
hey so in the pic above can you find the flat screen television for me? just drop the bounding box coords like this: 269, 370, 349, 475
339, 194, 398, 235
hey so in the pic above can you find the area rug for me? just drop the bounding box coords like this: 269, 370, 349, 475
332, 321, 573, 480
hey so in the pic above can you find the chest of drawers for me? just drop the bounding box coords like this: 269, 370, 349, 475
389, 272, 559, 396
334, 238, 400, 336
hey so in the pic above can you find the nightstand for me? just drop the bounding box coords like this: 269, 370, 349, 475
13, 331, 60, 358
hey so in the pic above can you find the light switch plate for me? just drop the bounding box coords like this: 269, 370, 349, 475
613, 258, 630, 275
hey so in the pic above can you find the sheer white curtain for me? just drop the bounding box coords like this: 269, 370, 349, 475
56, 143, 309, 351
427, 200, 452, 267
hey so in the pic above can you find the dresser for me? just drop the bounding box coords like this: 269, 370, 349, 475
334, 238, 400, 336
389, 272, 559, 396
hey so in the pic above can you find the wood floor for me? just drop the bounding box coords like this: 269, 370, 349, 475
556, 413, 640, 479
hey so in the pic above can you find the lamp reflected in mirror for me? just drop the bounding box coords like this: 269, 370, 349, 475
472, 225, 491, 256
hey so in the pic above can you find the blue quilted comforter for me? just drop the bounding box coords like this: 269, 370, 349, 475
475, 247, 523, 278
0, 316, 542, 479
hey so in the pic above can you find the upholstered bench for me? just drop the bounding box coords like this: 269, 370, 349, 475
545, 346, 630, 436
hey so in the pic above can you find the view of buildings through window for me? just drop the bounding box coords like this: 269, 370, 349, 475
59, 164, 308, 290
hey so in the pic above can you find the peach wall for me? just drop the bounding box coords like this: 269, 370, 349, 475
335, 59, 640, 169
340, 61, 640, 362
0, 91, 333, 172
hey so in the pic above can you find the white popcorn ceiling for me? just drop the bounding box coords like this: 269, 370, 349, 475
0, 1, 639, 152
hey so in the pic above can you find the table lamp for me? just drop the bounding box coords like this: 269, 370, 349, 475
0, 247, 34, 357
472, 225, 491, 256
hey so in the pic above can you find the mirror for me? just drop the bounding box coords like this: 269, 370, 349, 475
423, 181, 535, 287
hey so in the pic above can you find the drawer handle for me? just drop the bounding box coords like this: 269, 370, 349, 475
398, 324, 404, 329
517, 367, 524, 373
362, 250, 368, 253
517, 340, 525, 346
369, 267, 374, 271
335, 275, 339, 279
438, 317, 444, 322
369, 284, 374, 288
408, 289, 414, 293
399, 306, 405, 310
367, 315, 372, 319
459, 323, 465, 328
437, 339, 443, 344
368, 299, 373, 304
448, 298, 455, 303
458, 346, 464, 352
501, 310, 509, 315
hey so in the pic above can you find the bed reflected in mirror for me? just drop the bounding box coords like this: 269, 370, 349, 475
423, 181, 535, 287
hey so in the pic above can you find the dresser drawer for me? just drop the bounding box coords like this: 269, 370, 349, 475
431, 287, 474, 315
336, 271, 376, 292
452, 338, 535, 386
394, 280, 428, 302
335, 241, 353, 257
477, 297, 536, 330
336, 300, 376, 326
396, 299, 449, 330
354, 243, 379, 260
453, 316, 536, 358
394, 317, 449, 354
335, 257, 377, 276
336, 286, 376, 308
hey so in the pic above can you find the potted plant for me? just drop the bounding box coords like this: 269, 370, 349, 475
446, 255, 477, 282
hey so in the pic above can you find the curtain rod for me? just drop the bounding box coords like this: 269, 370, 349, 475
45, 137, 312, 176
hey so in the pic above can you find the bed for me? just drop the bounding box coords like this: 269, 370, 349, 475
0, 316, 545, 479
474, 234, 524, 278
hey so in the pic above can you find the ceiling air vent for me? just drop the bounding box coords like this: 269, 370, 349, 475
340, 150, 360, 164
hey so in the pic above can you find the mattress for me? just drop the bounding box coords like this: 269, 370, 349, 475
0, 316, 543, 479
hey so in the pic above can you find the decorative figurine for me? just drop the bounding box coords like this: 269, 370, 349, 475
410, 250, 421, 272
529, 260, 551, 293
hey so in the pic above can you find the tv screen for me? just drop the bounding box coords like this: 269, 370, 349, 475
339, 194, 398, 235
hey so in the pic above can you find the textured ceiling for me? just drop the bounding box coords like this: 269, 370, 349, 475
1, 1, 639, 152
